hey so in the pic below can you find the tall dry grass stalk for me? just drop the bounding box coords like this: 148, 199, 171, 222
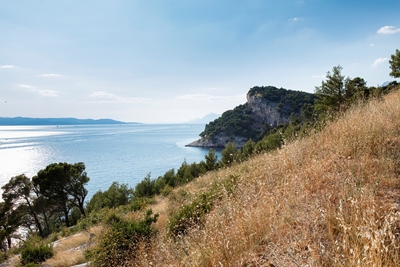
111, 88, 400, 266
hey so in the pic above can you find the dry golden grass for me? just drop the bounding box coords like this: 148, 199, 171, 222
44, 249, 86, 267
43, 226, 103, 267
139, 87, 400, 266
44, 88, 400, 267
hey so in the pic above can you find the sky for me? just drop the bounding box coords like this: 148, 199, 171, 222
1, 0, 400, 123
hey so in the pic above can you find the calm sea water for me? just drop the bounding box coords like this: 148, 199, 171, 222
0, 124, 213, 200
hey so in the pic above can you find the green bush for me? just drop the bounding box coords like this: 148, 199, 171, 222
0, 252, 7, 264
128, 197, 155, 212
20, 242, 53, 265
86, 182, 134, 214
168, 191, 216, 236
85, 210, 158, 267
22, 263, 40, 267
161, 184, 173, 196
134, 174, 156, 198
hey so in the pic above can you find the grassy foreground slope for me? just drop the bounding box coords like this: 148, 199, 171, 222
142, 87, 400, 266
43, 86, 400, 267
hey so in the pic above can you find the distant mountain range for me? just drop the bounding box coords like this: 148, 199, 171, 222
0, 117, 132, 125
186, 113, 221, 124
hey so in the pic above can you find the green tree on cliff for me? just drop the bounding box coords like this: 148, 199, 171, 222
315, 65, 347, 113
389, 49, 400, 78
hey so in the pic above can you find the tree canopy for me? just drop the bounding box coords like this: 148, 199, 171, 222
315, 65, 347, 113
33, 162, 89, 227
389, 49, 400, 78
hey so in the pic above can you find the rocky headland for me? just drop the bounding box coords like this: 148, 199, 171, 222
186, 86, 316, 148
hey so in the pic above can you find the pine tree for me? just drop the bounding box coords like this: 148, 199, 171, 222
315, 65, 347, 113
389, 49, 400, 78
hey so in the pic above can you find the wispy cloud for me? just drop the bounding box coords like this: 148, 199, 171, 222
19, 85, 59, 97
35, 90, 59, 97
377, 26, 400, 34
372, 57, 389, 67
288, 17, 303, 22
90, 91, 147, 103
175, 94, 244, 102
370, 43, 375, 47
0, 65, 15, 69
39, 73, 62, 77
18, 84, 35, 89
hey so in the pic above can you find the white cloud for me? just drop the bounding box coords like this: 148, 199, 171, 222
0, 65, 15, 69
90, 91, 116, 98
39, 73, 62, 77
90, 91, 147, 103
370, 43, 375, 47
289, 17, 303, 22
372, 57, 389, 67
377, 26, 400, 34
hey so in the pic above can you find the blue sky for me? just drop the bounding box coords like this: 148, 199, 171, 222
1, 0, 399, 123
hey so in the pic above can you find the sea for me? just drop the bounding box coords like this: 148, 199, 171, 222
0, 124, 215, 200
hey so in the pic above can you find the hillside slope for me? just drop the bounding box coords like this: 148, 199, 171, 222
143, 87, 400, 266
36, 87, 400, 267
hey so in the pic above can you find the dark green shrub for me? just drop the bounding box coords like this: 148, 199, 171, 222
0, 252, 7, 264
134, 174, 156, 198
69, 206, 82, 226
20, 242, 53, 265
161, 184, 173, 196
255, 130, 283, 153
86, 182, 134, 214
128, 197, 155, 212
160, 168, 177, 187
221, 142, 238, 166
85, 210, 158, 267
168, 191, 216, 236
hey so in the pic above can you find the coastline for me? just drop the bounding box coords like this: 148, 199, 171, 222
185, 135, 248, 148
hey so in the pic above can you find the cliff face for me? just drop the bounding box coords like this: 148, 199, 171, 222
246, 93, 289, 131
186, 86, 315, 148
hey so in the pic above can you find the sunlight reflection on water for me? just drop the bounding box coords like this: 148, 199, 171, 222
0, 145, 53, 187
0, 124, 212, 200
0, 126, 62, 188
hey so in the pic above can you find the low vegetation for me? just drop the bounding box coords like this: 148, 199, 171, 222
1, 49, 400, 266
100, 81, 400, 266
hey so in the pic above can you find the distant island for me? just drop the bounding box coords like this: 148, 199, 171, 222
0, 117, 133, 125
